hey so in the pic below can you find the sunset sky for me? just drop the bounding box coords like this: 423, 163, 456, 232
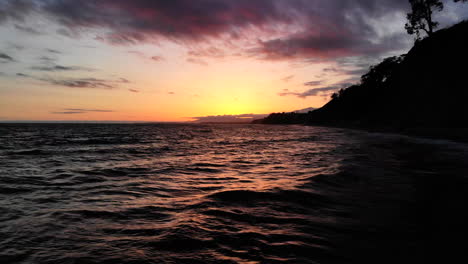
1, 0, 467, 122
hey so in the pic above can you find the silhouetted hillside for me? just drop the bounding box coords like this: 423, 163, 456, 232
253, 112, 310, 124
256, 21, 468, 138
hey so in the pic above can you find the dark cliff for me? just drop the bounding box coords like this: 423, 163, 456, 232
257, 21, 468, 137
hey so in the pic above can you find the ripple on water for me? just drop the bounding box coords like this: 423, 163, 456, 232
1, 124, 468, 263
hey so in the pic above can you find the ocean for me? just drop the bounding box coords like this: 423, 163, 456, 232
1, 123, 467, 263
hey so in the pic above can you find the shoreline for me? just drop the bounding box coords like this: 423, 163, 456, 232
255, 121, 468, 144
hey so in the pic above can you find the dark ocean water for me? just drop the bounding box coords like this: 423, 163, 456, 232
1, 124, 468, 264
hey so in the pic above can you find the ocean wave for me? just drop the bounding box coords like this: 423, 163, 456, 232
1, 124, 467, 263
6, 149, 48, 156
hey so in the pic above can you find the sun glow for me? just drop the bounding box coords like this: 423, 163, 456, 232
0, 1, 372, 122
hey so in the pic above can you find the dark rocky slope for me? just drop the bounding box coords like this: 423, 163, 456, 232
256, 21, 468, 140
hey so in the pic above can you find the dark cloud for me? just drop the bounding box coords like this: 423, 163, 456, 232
192, 114, 268, 123
1, 1, 410, 57
16, 73, 30, 77
0, 0, 36, 24
2, 0, 467, 64
128, 89, 139, 93
251, 29, 410, 61
0, 53, 14, 63
40, 0, 286, 43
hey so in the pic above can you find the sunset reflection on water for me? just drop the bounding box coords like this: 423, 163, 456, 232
3, 123, 466, 263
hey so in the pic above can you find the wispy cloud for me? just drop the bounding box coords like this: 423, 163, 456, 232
38, 56, 57, 63
51, 111, 85, 114
64, 108, 114, 112
56, 27, 76, 38
51, 108, 115, 114
30, 65, 95, 72
187, 58, 208, 66
188, 47, 225, 59
192, 114, 268, 123
16, 73, 30, 77
15, 72, 131, 90
128, 51, 165, 62
279, 78, 356, 98
304, 80, 323, 87
279, 87, 339, 98
282, 75, 294, 82
14, 24, 42, 35
7, 43, 25, 51
46, 49, 61, 54
40, 77, 116, 89
323, 63, 372, 77
151, 56, 164, 62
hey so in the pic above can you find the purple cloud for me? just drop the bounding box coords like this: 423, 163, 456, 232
1, 0, 412, 59
2, 0, 467, 65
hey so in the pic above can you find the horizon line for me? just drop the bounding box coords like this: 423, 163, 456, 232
0, 120, 190, 124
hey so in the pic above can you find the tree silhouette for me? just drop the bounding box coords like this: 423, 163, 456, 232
405, 0, 444, 39
361, 56, 405, 87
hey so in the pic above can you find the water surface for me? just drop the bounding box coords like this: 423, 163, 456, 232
1, 124, 467, 263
